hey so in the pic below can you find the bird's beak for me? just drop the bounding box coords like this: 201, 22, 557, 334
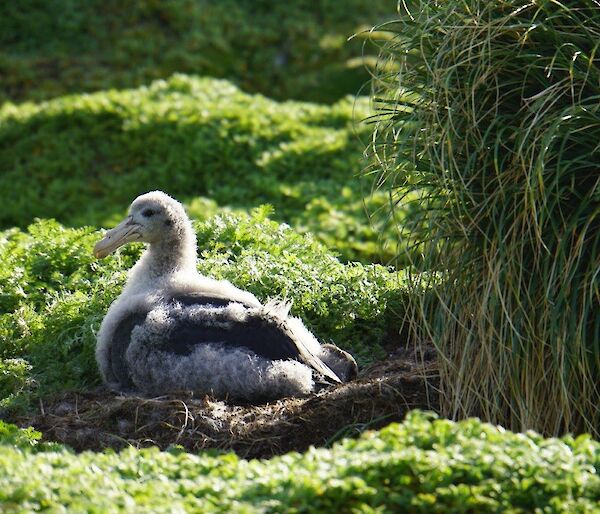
94, 216, 142, 259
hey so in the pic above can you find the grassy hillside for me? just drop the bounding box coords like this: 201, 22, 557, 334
0, 75, 402, 263
2, 411, 599, 512
0, 0, 394, 104
0, 209, 407, 409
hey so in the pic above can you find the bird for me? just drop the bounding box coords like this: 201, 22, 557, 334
94, 191, 357, 402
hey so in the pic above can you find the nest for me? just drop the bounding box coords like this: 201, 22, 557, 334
18, 348, 438, 459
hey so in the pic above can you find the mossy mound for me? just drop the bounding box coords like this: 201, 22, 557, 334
2, 411, 599, 512
0, 75, 397, 262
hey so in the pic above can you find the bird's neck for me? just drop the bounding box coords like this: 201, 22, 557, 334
148, 238, 197, 276
128, 230, 198, 287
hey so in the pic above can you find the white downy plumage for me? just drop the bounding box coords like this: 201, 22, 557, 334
94, 191, 357, 402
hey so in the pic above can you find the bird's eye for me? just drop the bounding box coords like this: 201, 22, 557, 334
141, 208, 155, 218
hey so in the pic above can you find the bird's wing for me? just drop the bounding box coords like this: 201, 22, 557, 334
161, 299, 343, 383
109, 310, 148, 390
105, 294, 258, 389
107, 295, 342, 386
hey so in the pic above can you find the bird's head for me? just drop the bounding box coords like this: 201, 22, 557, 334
94, 191, 190, 259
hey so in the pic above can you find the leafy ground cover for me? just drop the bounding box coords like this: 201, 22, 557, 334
0, 209, 409, 412
0, 75, 403, 263
2, 411, 599, 513
0, 0, 394, 104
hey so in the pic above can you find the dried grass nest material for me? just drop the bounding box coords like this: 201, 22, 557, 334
18, 349, 438, 459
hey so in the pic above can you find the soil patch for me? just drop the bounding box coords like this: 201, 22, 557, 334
16, 348, 438, 459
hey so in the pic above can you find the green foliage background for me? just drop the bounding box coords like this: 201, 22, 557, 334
0, 0, 410, 415
0, 75, 399, 263
0, 0, 392, 104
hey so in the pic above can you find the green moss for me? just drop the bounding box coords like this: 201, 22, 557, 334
1, 411, 599, 512
0, 210, 406, 403
0, 75, 397, 263
0, 0, 394, 104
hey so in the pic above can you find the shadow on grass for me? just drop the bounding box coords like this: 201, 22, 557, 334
0, 0, 393, 105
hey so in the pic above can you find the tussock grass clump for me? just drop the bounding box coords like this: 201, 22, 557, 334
370, 1, 600, 436
2, 411, 600, 512
0, 209, 407, 408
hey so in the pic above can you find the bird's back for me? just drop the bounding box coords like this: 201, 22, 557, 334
102, 293, 342, 394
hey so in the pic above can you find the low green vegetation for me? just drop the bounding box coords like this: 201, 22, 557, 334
2, 411, 599, 512
0, 74, 401, 263
0, 209, 406, 409
4, 2, 599, 510
371, 0, 600, 436
0, 0, 393, 104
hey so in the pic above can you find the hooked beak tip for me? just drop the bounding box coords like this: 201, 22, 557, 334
93, 217, 141, 259
93, 246, 107, 259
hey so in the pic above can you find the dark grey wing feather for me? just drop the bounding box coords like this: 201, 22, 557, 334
172, 293, 257, 309
105, 295, 242, 390
162, 311, 301, 359
161, 303, 342, 383
106, 295, 342, 389
109, 311, 148, 390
